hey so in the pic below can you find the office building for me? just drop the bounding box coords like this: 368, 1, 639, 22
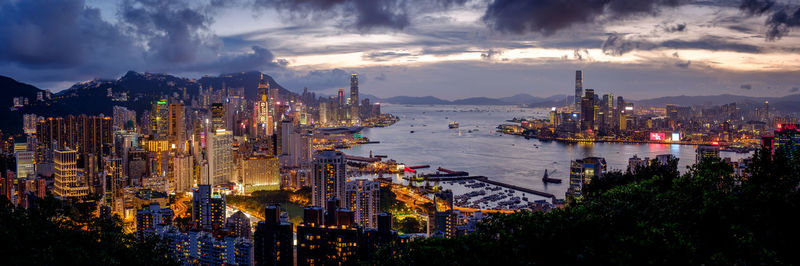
152, 99, 169, 140
575, 70, 583, 112
211, 103, 225, 131
311, 150, 346, 211
208, 129, 233, 185
53, 149, 89, 199
350, 73, 359, 122
774, 123, 800, 158
242, 155, 280, 193
581, 89, 595, 131
15, 151, 35, 178
168, 103, 186, 145
345, 179, 380, 228
173, 153, 193, 193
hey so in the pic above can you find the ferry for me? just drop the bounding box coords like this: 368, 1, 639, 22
542, 169, 562, 184
449, 121, 459, 129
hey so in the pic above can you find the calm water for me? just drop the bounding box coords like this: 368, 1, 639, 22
345, 104, 751, 199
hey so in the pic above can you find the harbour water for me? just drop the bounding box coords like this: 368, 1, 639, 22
344, 104, 752, 199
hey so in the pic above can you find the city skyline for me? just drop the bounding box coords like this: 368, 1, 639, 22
0, 0, 799, 99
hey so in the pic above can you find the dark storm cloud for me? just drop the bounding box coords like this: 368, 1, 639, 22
602, 34, 762, 55
739, 0, 775, 15
0, 0, 138, 69
253, 0, 468, 31
119, 0, 216, 64
765, 7, 800, 40
0, 0, 286, 85
740, 84, 752, 90
482, 0, 690, 35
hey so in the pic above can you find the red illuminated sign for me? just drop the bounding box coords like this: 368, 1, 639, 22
649, 132, 666, 141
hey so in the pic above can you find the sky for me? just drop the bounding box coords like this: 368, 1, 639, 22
1, 0, 799, 100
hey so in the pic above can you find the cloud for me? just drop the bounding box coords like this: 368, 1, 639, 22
481, 49, 503, 60
0, 0, 287, 85
363, 51, 414, 61
739, 0, 775, 15
765, 7, 800, 40
254, 0, 468, 31
276, 68, 353, 91
662, 23, 687, 33
573, 49, 593, 62
675, 60, 691, 68
602, 34, 762, 55
482, 0, 690, 35
0, 0, 139, 70
740, 84, 752, 90
791, 87, 799, 92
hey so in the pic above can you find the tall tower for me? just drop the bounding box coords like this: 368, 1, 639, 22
257, 74, 269, 102
581, 89, 595, 131
764, 101, 769, 122
575, 70, 583, 112
350, 73, 359, 122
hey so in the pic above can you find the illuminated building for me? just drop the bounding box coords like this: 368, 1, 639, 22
23, 114, 39, 134
15, 151, 34, 178
297, 203, 360, 265
173, 153, 193, 193
208, 129, 233, 184
311, 150, 346, 211
152, 99, 169, 140
242, 154, 280, 192
581, 89, 595, 131
254, 205, 293, 266
345, 180, 380, 228
113, 106, 136, 130
35, 115, 113, 157
136, 202, 174, 239
431, 190, 456, 238
575, 70, 583, 112
281, 118, 312, 168
774, 123, 800, 158
211, 103, 225, 131
53, 149, 89, 199
169, 103, 186, 146
696, 145, 720, 163
350, 73, 359, 122
192, 185, 226, 230
566, 157, 606, 204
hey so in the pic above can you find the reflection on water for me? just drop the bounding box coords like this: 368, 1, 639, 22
344, 104, 751, 199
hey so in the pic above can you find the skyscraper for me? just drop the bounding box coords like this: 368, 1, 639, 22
312, 150, 346, 211
350, 73, 359, 122
168, 103, 186, 146
581, 89, 595, 131
210, 103, 225, 131
567, 157, 606, 203
152, 99, 169, 140
575, 70, 583, 112
53, 148, 89, 199
345, 179, 380, 228
207, 129, 233, 185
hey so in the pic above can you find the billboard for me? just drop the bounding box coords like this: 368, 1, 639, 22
671, 132, 680, 142
650, 132, 666, 141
